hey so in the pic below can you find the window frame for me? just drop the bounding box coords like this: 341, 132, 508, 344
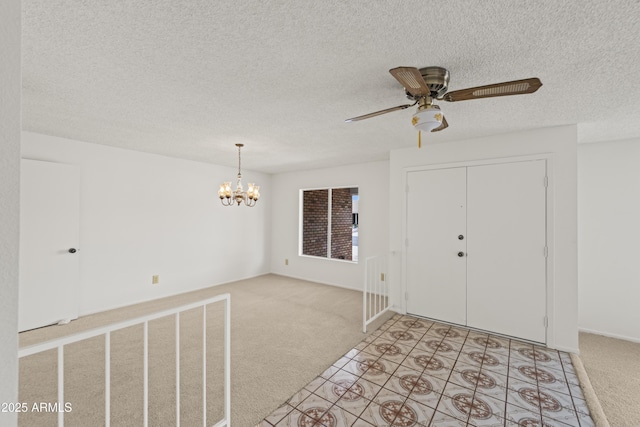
298, 186, 359, 263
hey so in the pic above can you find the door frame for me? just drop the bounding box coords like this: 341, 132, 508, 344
400, 153, 557, 347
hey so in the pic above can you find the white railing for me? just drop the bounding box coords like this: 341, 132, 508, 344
363, 255, 390, 333
18, 294, 231, 427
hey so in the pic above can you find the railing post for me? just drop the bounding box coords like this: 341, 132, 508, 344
224, 297, 231, 426
58, 345, 64, 427
105, 332, 111, 427
176, 312, 180, 427
202, 305, 207, 427
143, 321, 148, 427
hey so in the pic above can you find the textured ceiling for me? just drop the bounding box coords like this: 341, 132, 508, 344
22, 0, 640, 173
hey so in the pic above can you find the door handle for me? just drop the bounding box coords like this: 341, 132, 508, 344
68, 248, 77, 254
457, 252, 465, 257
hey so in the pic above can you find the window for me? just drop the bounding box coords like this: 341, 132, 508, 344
300, 187, 359, 262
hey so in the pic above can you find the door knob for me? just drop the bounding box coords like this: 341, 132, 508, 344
68, 248, 77, 254
458, 235, 464, 240
457, 252, 465, 257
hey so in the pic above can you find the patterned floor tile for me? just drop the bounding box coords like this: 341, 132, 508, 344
420, 354, 455, 379
384, 373, 417, 397
576, 410, 596, 427
474, 381, 508, 402
394, 364, 424, 380
264, 402, 296, 425
541, 415, 580, 427
350, 418, 375, 427
441, 381, 475, 400
371, 385, 408, 407
328, 369, 360, 388
429, 410, 468, 427
505, 382, 542, 416
343, 348, 361, 359
403, 350, 435, 372
346, 377, 382, 402
504, 402, 542, 425
305, 376, 329, 393
287, 387, 312, 407
570, 396, 590, 417
396, 398, 436, 426
408, 383, 443, 410
467, 412, 506, 427
259, 315, 594, 427
333, 390, 371, 418
333, 356, 351, 369
449, 368, 480, 390
296, 393, 333, 420
359, 399, 404, 426
315, 405, 359, 427
508, 360, 542, 386
538, 377, 572, 397
436, 394, 472, 423
321, 365, 341, 380
353, 341, 369, 351
360, 343, 387, 359
340, 359, 369, 377
313, 378, 353, 403
473, 392, 507, 421
359, 368, 392, 387
414, 373, 448, 395
273, 408, 312, 426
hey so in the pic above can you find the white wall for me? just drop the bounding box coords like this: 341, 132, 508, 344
0, 0, 21, 424
22, 132, 271, 316
389, 126, 579, 352
578, 138, 640, 342
270, 161, 389, 290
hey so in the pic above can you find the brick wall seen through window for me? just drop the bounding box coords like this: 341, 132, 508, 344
301, 187, 358, 261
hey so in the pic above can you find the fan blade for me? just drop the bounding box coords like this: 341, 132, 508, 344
442, 78, 542, 102
432, 115, 448, 132
389, 67, 431, 97
345, 103, 414, 122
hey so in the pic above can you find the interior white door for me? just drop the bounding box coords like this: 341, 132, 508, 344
19, 159, 80, 332
466, 160, 547, 343
406, 167, 467, 325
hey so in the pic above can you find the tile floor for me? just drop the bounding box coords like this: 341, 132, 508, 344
256, 314, 594, 427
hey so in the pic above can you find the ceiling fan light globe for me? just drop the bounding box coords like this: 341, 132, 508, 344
412, 106, 443, 133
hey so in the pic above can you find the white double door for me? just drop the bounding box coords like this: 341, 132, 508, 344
406, 160, 547, 343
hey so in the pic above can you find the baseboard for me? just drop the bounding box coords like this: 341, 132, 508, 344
77, 272, 270, 318
579, 327, 640, 344
271, 273, 361, 292
553, 345, 580, 354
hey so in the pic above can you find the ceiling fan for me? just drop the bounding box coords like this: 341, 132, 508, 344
345, 66, 542, 134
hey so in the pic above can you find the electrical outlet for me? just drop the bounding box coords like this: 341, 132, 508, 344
285, 258, 289, 265
152, 275, 159, 284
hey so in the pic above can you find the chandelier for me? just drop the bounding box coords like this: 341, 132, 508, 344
218, 143, 260, 207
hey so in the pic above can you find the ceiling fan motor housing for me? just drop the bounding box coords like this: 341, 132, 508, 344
418, 66, 450, 98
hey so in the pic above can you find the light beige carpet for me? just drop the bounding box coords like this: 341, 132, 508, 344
18, 274, 393, 427
579, 332, 640, 427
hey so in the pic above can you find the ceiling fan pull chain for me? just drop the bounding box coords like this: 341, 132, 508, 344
418, 130, 422, 149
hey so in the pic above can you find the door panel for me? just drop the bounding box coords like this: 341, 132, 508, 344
466, 160, 547, 342
19, 159, 80, 332
406, 168, 467, 325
